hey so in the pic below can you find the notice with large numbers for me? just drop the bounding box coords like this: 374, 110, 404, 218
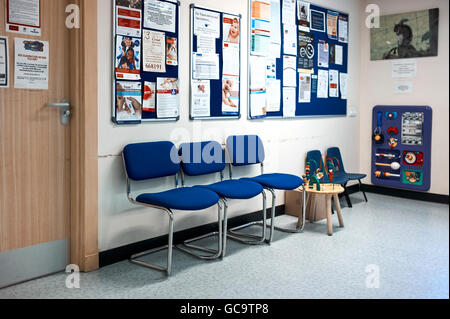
115, 0, 142, 37
143, 29, 166, 73
194, 9, 221, 39
115, 81, 142, 122
14, 38, 49, 90
144, 0, 176, 33
6, 0, 41, 36
298, 31, 314, 72
0, 37, 9, 88
156, 77, 180, 118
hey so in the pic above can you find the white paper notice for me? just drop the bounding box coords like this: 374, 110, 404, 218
191, 80, 211, 117
143, 81, 156, 112
266, 79, 281, 112
317, 69, 329, 98
197, 36, 216, 54
193, 53, 220, 80
338, 15, 348, 43
250, 90, 267, 118
194, 9, 220, 39
329, 69, 339, 98
298, 73, 311, 103
283, 24, 297, 56
144, 0, 176, 33
394, 81, 413, 94
250, 55, 267, 90
14, 38, 49, 90
282, 0, 296, 25
156, 77, 180, 118
270, 0, 281, 46
392, 60, 417, 78
6, 0, 41, 36
335, 45, 343, 65
0, 37, 9, 88
143, 30, 166, 73
283, 55, 297, 87
340, 73, 348, 99
222, 47, 240, 77
318, 40, 329, 68
283, 87, 296, 118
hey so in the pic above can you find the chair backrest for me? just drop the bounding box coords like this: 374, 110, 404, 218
123, 142, 180, 181
179, 141, 226, 177
306, 150, 325, 182
226, 135, 265, 167
327, 147, 346, 174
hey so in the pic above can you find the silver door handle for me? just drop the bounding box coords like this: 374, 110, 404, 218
47, 99, 71, 126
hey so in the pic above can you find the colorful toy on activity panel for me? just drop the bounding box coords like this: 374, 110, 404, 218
388, 137, 398, 149
403, 151, 424, 167
403, 170, 423, 186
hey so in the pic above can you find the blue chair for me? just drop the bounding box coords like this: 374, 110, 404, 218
122, 142, 221, 276
226, 135, 304, 244
179, 141, 267, 257
306, 150, 351, 207
327, 147, 368, 204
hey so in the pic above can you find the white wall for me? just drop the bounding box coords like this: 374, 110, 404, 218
98, 0, 363, 252
359, 0, 449, 195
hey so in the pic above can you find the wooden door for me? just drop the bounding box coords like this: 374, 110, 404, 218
0, 0, 71, 288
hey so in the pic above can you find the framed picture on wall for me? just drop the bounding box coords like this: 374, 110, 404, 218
370, 8, 439, 60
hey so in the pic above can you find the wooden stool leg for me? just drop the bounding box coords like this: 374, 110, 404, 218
333, 194, 345, 228
326, 195, 333, 236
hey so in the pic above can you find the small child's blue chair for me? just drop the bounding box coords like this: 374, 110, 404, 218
179, 141, 266, 257
122, 141, 222, 276
327, 147, 368, 204
226, 135, 304, 244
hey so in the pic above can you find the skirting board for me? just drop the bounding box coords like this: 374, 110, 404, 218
347, 184, 449, 205
99, 206, 285, 268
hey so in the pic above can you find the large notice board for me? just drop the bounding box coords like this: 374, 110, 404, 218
248, 0, 349, 119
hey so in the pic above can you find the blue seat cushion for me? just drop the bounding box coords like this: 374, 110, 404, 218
346, 173, 367, 181
243, 174, 303, 190
197, 180, 263, 200
136, 187, 220, 211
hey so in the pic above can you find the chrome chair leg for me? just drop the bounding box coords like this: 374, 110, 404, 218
176, 203, 223, 260
222, 199, 229, 258
228, 191, 267, 245
129, 210, 175, 276
271, 187, 307, 235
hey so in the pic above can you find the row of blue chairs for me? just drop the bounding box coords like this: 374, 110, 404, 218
123, 135, 304, 276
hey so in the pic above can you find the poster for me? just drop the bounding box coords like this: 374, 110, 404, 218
0, 37, 9, 88
143, 0, 176, 33
252, 0, 271, 22
197, 36, 216, 54
283, 24, 297, 56
191, 80, 210, 118
223, 47, 240, 77
115, 36, 141, 80
250, 89, 267, 118
166, 37, 178, 66
317, 69, 328, 98
156, 77, 179, 118
335, 45, 343, 65
283, 87, 296, 118
327, 11, 338, 40
251, 34, 271, 56
338, 15, 348, 43
329, 44, 335, 64
194, 9, 220, 39
266, 79, 281, 112
298, 31, 314, 72
115, 0, 142, 37
283, 55, 296, 87
297, 1, 311, 32
318, 39, 329, 68
340, 73, 348, 99
329, 69, 339, 97
6, 0, 41, 36
143, 81, 156, 112
115, 81, 142, 122
251, 0, 271, 56
282, 0, 296, 25
222, 75, 239, 113
269, 0, 281, 58
192, 53, 220, 80
143, 29, 166, 73
14, 38, 49, 90
223, 15, 240, 48
298, 73, 311, 103
310, 9, 325, 32
250, 55, 267, 90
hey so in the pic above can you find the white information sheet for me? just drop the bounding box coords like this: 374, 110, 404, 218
0, 37, 9, 88
250, 55, 267, 90
329, 69, 339, 98
318, 40, 329, 68
250, 90, 267, 118
298, 73, 311, 103
14, 37, 48, 90
282, 0, 296, 25
156, 77, 180, 118
283, 55, 297, 87
197, 36, 216, 54
192, 53, 220, 80
338, 15, 348, 43
222, 46, 240, 76
392, 60, 417, 78
144, 0, 176, 33
335, 45, 343, 65
317, 69, 329, 98
340, 73, 348, 99
194, 9, 221, 39
6, 0, 41, 36
283, 24, 297, 56
266, 79, 281, 112
143, 30, 166, 73
191, 79, 211, 117
270, 0, 281, 47
283, 87, 296, 118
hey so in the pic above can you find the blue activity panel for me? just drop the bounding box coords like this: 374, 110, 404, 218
371, 106, 433, 191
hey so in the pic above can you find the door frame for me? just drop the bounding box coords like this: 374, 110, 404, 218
69, 0, 99, 272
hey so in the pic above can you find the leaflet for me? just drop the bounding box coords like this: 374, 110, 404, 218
335, 45, 343, 65
194, 9, 220, 39
250, 89, 267, 118
223, 15, 240, 49
223, 46, 240, 77
143, 81, 156, 112
283, 87, 296, 118
340, 73, 348, 99
115, 0, 142, 37
191, 80, 211, 118
283, 24, 297, 56
222, 75, 240, 114
166, 37, 178, 66
317, 69, 329, 98
283, 55, 297, 87
192, 53, 220, 80
327, 11, 339, 40
318, 39, 329, 68
298, 73, 311, 103
338, 15, 348, 43
197, 36, 216, 54
266, 79, 281, 112
14, 38, 49, 90
329, 69, 339, 98
298, 31, 314, 72
143, 0, 175, 33
115, 36, 141, 80
156, 77, 180, 118
282, 0, 296, 25
115, 81, 142, 122
143, 29, 166, 73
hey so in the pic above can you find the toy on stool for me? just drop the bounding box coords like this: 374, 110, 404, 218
326, 158, 335, 189
305, 160, 321, 191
